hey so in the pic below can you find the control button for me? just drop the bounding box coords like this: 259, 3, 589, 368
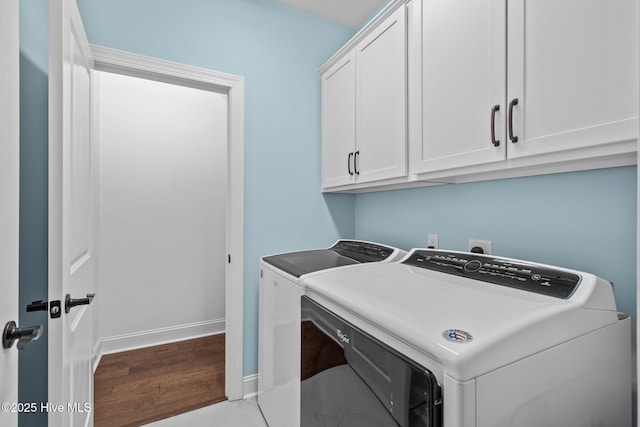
541, 281, 551, 287
531, 274, 541, 281
464, 260, 482, 272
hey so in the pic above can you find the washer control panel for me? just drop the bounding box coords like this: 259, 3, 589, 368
331, 240, 395, 263
403, 250, 581, 299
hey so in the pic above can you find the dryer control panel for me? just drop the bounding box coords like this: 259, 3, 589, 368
331, 240, 395, 263
403, 250, 581, 299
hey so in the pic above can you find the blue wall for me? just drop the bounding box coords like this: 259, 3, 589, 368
355, 166, 637, 317
76, 0, 357, 376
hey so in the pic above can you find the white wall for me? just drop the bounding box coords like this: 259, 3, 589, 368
96, 70, 228, 353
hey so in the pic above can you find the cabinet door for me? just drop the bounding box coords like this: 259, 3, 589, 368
322, 51, 356, 189
409, 0, 506, 175
507, 0, 638, 159
356, 6, 407, 183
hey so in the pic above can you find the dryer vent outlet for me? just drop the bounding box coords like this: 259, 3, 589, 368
468, 239, 492, 255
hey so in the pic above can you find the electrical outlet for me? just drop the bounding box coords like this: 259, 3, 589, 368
427, 234, 438, 249
468, 239, 492, 255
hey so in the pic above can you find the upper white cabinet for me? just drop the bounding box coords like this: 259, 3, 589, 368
506, 0, 638, 160
409, 0, 638, 180
322, 51, 357, 189
355, 7, 407, 184
322, 0, 638, 192
408, 0, 507, 174
321, 6, 407, 191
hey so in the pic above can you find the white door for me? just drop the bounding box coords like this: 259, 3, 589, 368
0, 1, 20, 426
355, 6, 407, 183
48, 0, 96, 426
322, 51, 357, 189
506, 0, 638, 159
409, 0, 506, 175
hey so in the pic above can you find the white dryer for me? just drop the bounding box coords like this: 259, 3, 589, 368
299, 249, 631, 427
257, 240, 406, 427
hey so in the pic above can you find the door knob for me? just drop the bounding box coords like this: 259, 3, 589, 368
65, 293, 95, 313
3, 321, 44, 350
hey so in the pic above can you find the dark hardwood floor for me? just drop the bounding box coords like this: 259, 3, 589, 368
94, 334, 226, 427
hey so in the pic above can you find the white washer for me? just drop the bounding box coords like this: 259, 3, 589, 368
300, 249, 632, 427
257, 240, 406, 427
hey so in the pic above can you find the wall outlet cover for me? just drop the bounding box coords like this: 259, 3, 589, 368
427, 233, 438, 249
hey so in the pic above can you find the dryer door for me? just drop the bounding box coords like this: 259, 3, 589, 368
301, 297, 442, 427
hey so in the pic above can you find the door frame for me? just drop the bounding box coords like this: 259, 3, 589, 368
90, 45, 245, 400
0, 1, 20, 425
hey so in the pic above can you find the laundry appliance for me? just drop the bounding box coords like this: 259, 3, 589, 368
297, 249, 631, 427
257, 240, 406, 427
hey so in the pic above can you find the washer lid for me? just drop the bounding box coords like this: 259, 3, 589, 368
302, 252, 619, 382
261, 240, 402, 278
262, 249, 360, 278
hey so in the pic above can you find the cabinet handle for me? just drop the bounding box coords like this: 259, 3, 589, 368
490, 105, 500, 147
348, 152, 354, 175
508, 98, 519, 143
354, 151, 360, 175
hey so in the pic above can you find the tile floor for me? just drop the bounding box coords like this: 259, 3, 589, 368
143, 398, 267, 427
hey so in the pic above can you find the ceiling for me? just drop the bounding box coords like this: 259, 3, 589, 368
276, 0, 388, 28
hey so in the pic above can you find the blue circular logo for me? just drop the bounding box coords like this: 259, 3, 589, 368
443, 329, 473, 343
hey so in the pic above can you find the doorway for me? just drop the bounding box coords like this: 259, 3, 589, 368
96, 67, 227, 343
91, 46, 245, 400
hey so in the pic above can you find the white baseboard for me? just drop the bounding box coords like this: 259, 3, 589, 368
242, 374, 259, 399
98, 318, 225, 356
